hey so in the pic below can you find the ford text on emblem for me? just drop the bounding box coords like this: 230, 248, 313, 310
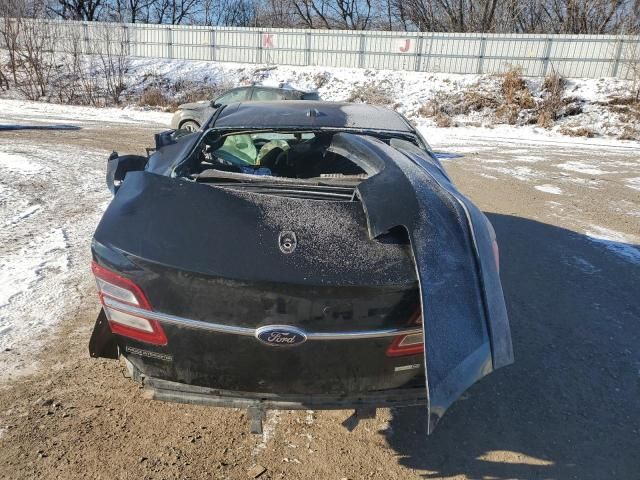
255, 325, 307, 347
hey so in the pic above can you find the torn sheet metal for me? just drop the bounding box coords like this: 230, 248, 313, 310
327, 133, 515, 433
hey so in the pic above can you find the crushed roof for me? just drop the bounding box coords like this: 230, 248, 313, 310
214, 101, 414, 133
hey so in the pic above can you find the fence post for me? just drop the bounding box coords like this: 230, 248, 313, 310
166, 26, 173, 59
122, 24, 130, 56
415, 35, 424, 72
258, 30, 263, 64
358, 33, 366, 69
477, 35, 486, 74
424, 33, 434, 72
612, 37, 624, 78
305, 31, 311, 66
210, 28, 216, 62
542, 37, 553, 76
83, 22, 90, 54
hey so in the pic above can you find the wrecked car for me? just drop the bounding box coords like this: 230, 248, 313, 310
89, 101, 513, 434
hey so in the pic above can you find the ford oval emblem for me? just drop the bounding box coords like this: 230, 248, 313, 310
255, 325, 307, 347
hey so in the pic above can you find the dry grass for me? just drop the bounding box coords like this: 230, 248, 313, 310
559, 126, 594, 137
495, 67, 535, 124
174, 79, 230, 104
348, 83, 394, 106
463, 90, 499, 111
417, 88, 497, 123
536, 72, 567, 128
434, 112, 453, 127
617, 125, 640, 141
604, 96, 640, 122
138, 87, 169, 108
313, 72, 330, 89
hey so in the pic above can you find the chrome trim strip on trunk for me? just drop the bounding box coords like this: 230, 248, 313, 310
103, 297, 422, 340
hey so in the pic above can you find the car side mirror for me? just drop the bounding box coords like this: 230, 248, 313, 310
106, 152, 148, 195
211, 101, 221, 108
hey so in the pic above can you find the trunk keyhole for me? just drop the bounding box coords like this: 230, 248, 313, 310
278, 231, 297, 254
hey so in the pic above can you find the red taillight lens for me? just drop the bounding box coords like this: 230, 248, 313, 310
91, 261, 167, 346
386, 309, 424, 357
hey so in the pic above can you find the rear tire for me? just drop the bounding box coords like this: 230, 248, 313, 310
180, 120, 200, 132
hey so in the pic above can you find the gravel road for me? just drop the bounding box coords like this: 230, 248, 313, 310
0, 104, 638, 479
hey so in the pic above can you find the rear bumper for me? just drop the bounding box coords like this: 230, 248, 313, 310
127, 358, 427, 411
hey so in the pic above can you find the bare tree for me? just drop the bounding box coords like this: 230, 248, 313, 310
53, 26, 102, 104
13, 19, 58, 100
202, 0, 260, 26
288, 0, 375, 29
48, 0, 105, 21
1, 16, 22, 85
149, 0, 199, 24
96, 24, 130, 104
258, 0, 297, 27
108, 0, 154, 23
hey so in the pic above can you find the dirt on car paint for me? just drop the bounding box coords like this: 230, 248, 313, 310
0, 122, 639, 480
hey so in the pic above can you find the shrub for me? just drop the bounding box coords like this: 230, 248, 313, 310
138, 87, 169, 108
617, 125, 640, 141
434, 112, 453, 127
347, 83, 394, 106
559, 126, 594, 137
537, 72, 566, 128
313, 71, 330, 89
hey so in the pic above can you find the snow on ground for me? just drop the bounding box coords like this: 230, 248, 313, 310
557, 161, 610, 176
535, 184, 563, 195
584, 226, 640, 265
0, 151, 44, 174
2, 54, 638, 141
418, 123, 640, 151
626, 178, 640, 191
0, 131, 112, 380
0, 98, 171, 128
120, 57, 639, 141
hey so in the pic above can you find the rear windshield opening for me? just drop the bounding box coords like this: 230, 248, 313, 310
187, 131, 368, 185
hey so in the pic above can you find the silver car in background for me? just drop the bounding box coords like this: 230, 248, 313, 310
170, 85, 321, 132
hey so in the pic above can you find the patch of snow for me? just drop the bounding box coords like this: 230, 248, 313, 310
0, 228, 69, 309
584, 226, 640, 265
484, 165, 539, 181
252, 410, 281, 455
418, 124, 639, 151
514, 155, 545, 163
0, 152, 42, 174
2, 204, 42, 227
557, 162, 609, 175
305, 410, 315, 425
0, 139, 111, 382
626, 177, 640, 191
535, 184, 563, 195
0, 99, 171, 127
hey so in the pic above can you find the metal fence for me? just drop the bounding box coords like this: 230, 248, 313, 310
4, 18, 640, 79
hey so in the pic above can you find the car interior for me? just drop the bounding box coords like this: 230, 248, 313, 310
187, 130, 369, 183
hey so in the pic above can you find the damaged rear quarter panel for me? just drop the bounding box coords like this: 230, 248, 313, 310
334, 133, 514, 432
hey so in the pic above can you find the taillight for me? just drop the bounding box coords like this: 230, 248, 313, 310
386, 309, 424, 357
91, 261, 167, 346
